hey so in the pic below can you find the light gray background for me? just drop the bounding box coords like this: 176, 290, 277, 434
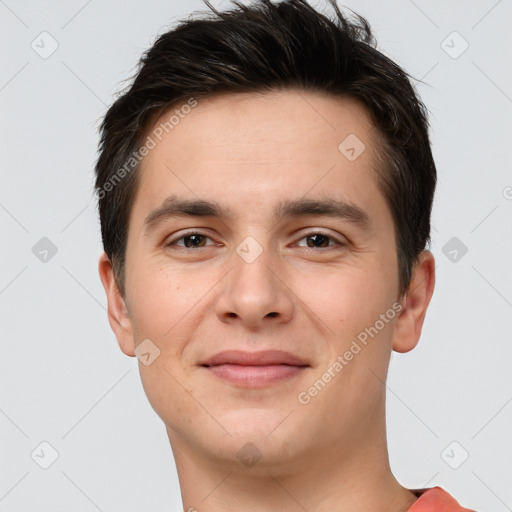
1, 1, 511, 511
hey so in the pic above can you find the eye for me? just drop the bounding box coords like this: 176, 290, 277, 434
165, 230, 346, 251
295, 231, 345, 249
166, 232, 216, 249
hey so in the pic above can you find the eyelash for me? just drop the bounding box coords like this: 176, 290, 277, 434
165, 230, 346, 250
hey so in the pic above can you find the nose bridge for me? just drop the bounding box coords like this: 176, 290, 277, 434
232, 234, 278, 304
215, 234, 294, 326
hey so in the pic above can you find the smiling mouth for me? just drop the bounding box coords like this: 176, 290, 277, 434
202, 363, 308, 387
200, 350, 309, 388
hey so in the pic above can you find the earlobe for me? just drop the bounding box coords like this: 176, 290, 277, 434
392, 250, 435, 354
98, 252, 136, 357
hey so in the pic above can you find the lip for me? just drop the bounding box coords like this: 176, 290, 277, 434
200, 350, 309, 388
201, 349, 308, 367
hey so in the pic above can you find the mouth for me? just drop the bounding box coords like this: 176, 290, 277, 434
200, 350, 309, 388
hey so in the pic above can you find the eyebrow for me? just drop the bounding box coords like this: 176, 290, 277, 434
142, 194, 371, 236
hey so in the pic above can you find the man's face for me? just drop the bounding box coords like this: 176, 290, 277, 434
112, 90, 406, 469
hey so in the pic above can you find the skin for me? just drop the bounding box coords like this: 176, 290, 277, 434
99, 89, 435, 512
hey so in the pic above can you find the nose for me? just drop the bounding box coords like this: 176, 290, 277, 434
215, 242, 295, 329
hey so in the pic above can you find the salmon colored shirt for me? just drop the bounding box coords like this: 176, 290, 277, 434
407, 486, 476, 511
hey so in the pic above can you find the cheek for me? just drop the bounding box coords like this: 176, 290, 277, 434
128, 264, 199, 341
296, 265, 388, 332
130, 268, 201, 430
127, 264, 214, 410
296, 263, 397, 381
138, 357, 197, 437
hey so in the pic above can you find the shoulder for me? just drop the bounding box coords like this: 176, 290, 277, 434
406, 486, 477, 512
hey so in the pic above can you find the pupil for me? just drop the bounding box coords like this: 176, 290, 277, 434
185, 234, 203, 248
308, 234, 328, 248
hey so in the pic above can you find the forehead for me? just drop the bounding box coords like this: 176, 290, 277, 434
147, 89, 377, 161
130, 89, 386, 228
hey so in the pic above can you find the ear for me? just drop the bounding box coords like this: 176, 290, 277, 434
98, 252, 135, 357
392, 250, 435, 353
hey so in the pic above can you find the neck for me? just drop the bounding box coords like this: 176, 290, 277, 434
166, 398, 418, 512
